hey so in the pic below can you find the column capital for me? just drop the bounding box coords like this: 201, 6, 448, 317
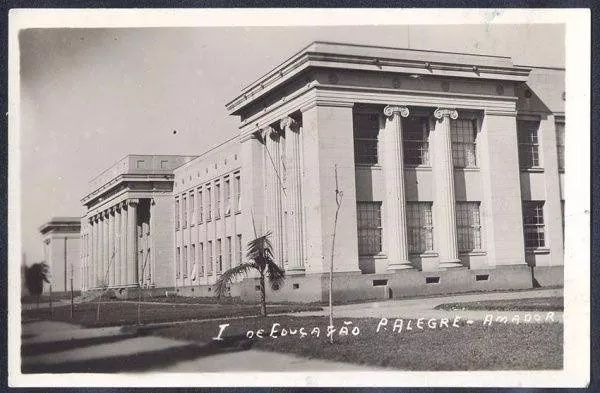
383, 105, 410, 119
279, 116, 299, 132
128, 199, 139, 207
102, 210, 109, 219
434, 108, 458, 120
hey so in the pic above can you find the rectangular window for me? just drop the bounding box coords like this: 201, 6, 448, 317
198, 189, 203, 223
226, 236, 232, 270
208, 240, 213, 275
190, 192, 195, 225
407, 202, 434, 254
191, 244, 196, 279
224, 178, 231, 215
556, 122, 565, 171
523, 201, 546, 248
356, 202, 382, 255
518, 120, 541, 169
199, 242, 204, 276
215, 183, 221, 219
207, 186, 212, 220
216, 238, 222, 273
353, 112, 379, 165
182, 196, 187, 228
176, 247, 181, 278
237, 234, 243, 265
234, 174, 241, 212
183, 245, 188, 278
451, 118, 477, 168
456, 202, 482, 252
175, 198, 180, 230
403, 117, 430, 166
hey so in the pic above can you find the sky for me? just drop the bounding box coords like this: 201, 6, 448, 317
18, 24, 565, 264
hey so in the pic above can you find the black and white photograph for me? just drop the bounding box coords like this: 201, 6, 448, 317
8, 8, 590, 388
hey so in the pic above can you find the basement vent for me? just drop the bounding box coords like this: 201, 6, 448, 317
176, 289, 180, 293
425, 276, 440, 284
255, 285, 261, 291
293, 283, 300, 289
191, 288, 194, 292
475, 274, 490, 281
372, 279, 388, 287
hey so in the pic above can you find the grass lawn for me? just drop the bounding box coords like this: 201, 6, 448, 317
434, 297, 564, 312
151, 315, 563, 370
22, 302, 322, 328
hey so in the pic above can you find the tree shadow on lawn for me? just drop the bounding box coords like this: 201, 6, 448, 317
21, 333, 254, 374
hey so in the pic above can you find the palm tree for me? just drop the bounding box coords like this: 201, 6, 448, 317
215, 231, 285, 317
24, 262, 50, 309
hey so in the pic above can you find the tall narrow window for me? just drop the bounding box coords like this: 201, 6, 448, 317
183, 245, 188, 278
224, 178, 231, 215
216, 239, 222, 273
353, 112, 379, 165
207, 186, 212, 220
208, 240, 213, 275
234, 174, 241, 212
403, 117, 430, 166
176, 247, 181, 278
190, 192, 195, 225
561, 200, 565, 243
556, 121, 565, 171
456, 202, 482, 252
199, 242, 204, 276
356, 202, 382, 255
182, 195, 187, 228
215, 183, 221, 219
451, 118, 477, 168
191, 244, 196, 279
175, 197, 180, 230
518, 120, 541, 169
237, 234, 243, 265
406, 202, 434, 254
198, 189, 203, 223
226, 236, 232, 270
523, 201, 546, 248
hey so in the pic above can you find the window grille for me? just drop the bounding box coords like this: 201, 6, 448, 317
406, 202, 434, 254
356, 202, 383, 255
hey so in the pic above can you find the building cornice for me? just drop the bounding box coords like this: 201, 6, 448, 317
81, 173, 174, 205
226, 42, 530, 115
238, 82, 518, 140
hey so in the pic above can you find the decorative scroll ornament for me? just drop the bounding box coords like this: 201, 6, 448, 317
259, 126, 274, 142
434, 108, 458, 120
383, 105, 410, 118
280, 116, 299, 132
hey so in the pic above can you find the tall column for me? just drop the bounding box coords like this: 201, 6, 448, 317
88, 218, 93, 288
108, 208, 115, 286
87, 218, 93, 289
120, 202, 129, 285
94, 216, 100, 287
382, 105, 413, 270
100, 210, 110, 285
433, 108, 461, 268
98, 214, 104, 286
114, 206, 121, 286
127, 199, 139, 285
264, 127, 284, 267
281, 116, 305, 273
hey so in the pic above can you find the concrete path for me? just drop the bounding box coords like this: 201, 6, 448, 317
21, 320, 381, 373
294, 288, 563, 323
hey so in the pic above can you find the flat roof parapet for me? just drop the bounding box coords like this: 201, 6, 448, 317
226, 41, 531, 115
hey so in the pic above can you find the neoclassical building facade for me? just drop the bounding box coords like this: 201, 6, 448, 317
80, 155, 197, 294
39, 217, 81, 292
81, 42, 564, 302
